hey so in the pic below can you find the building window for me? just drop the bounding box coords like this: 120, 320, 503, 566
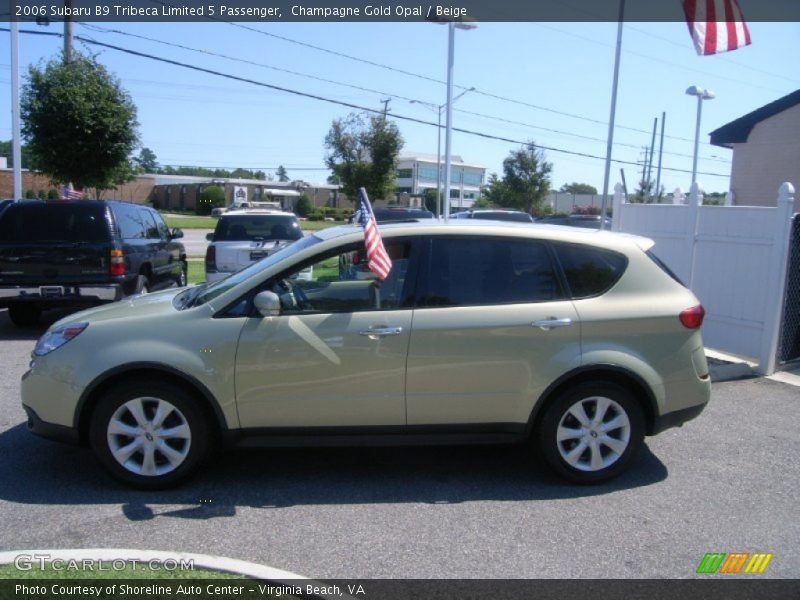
418, 165, 439, 181
397, 168, 413, 179
463, 171, 483, 186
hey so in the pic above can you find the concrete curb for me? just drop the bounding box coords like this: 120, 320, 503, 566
705, 349, 756, 383
0, 548, 306, 581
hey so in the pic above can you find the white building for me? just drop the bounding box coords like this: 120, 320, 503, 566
395, 154, 485, 209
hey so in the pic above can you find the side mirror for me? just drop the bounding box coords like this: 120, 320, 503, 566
171, 228, 184, 239
205, 232, 214, 241
253, 291, 281, 317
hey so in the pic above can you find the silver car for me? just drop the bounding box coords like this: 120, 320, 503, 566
22, 221, 710, 488
204, 210, 303, 283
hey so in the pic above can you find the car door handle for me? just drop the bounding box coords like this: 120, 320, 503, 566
359, 326, 403, 339
531, 318, 573, 330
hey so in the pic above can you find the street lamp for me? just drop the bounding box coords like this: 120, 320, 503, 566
686, 85, 715, 191
410, 86, 474, 218
437, 20, 477, 221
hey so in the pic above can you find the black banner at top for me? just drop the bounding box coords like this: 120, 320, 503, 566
3, 0, 800, 23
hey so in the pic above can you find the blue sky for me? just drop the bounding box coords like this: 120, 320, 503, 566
2, 19, 799, 194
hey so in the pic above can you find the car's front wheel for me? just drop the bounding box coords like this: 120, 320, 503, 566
537, 382, 644, 484
89, 381, 211, 489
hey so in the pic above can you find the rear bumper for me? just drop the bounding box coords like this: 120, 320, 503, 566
0, 284, 123, 306
651, 402, 708, 435
22, 404, 81, 445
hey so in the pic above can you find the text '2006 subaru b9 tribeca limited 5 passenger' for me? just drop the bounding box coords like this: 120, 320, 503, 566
22, 221, 711, 488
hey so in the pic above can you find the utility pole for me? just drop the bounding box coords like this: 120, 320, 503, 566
646, 117, 657, 201
655, 112, 666, 202
380, 98, 391, 121
64, 0, 74, 62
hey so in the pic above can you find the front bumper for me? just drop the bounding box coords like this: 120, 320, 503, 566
22, 404, 81, 445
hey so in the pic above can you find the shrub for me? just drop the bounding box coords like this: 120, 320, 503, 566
308, 211, 324, 221
295, 194, 313, 217
24, 189, 37, 199
47, 188, 59, 200
196, 185, 225, 215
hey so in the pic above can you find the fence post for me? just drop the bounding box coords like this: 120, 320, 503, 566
758, 182, 795, 375
612, 182, 624, 232
687, 182, 702, 289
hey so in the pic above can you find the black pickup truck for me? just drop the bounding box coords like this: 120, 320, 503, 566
0, 200, 187, 327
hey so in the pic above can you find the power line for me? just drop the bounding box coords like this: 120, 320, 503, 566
2, 27, 731, 179
76, 22, 729, 164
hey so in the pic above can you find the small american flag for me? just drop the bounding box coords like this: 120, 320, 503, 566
62, 184, 83, 200
682, 0, 751, 56
353, 188, 392, 281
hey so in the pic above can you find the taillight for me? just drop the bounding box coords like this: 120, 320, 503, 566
679, 305, 705, 329
205, 245, 216, 271
110, 249, 125, 276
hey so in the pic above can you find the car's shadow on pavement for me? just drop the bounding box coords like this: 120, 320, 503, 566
0, 422, 668, 520
0, 308, 78, 341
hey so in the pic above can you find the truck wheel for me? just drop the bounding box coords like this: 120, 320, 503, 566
175, 261, 188, 287
8, 304, 41, 328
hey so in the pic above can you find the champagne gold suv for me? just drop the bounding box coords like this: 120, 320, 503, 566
21, 221, 710, 488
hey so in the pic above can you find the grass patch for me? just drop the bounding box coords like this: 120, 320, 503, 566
0, 563, 242, 580
301, 220, 345, 232
187, 258, 205, 285
163, 214, 217, 229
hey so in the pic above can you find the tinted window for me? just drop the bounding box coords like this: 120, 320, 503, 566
373, 208, 434, 222
113, 203, 147, 239
0, 202, 110, 243
142, 209, 161, 239
214, 215, 302, 241
553, 243, 627, 298
419, 237, 561, 307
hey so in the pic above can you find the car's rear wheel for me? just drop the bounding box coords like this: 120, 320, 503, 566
8, 304, 41, 328
89, 381, 211, 489
537, 381, 644, 484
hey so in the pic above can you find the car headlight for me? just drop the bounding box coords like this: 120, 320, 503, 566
33, 322, 89, 356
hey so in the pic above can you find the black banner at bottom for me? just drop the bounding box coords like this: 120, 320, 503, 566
1, 579, 799, 600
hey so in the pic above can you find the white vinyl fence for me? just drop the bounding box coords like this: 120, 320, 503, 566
612, 182, 795, 375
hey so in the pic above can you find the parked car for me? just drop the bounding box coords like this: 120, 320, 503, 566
204, 210, 304, 283
453, 209, 534, 223
22, 220, 710, 488
0, 200, 186, 327
373, 207, 435, 222
536, 214, 612, 229
211, 200, 282, 218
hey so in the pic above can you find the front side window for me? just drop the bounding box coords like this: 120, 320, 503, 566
418, 237, 562, 307
271, 241, 412, 314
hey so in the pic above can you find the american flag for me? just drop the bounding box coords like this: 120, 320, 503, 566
682, 0, 751, 56
62, 184, 83, 200
353, 188, 392, 281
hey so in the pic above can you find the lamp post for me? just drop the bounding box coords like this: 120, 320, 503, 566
438, 20, 476, 221
410, 86, 474, 218
686, 85, 715, 190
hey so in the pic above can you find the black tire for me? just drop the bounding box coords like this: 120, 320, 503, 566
175, 261, 188, 287
536, 381, 645, 484
8, 304, 41, 328
135, 273, 150, 294
89, 380, 212, 489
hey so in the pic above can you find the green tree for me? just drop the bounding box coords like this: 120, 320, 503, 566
495, 142, 552, 214
0, 140, 32, 169
324, 112, 404, 202
21, 51, 139, 194
133, 147, 159, 173
471, 197, 493, 209
295, 194, 313, 217
276, 165, 289, 182
482, 172, 514, 207
196, 185, 225, 215
559, 182, 598, 195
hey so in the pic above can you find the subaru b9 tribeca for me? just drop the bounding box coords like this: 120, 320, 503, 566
22, 221, 710, 488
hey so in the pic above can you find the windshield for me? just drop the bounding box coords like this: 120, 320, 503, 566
191, 233, 322, 307
213, 215, 302, 242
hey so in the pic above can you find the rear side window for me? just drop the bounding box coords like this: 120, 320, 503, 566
553, 243, 627, 298
214, 216, 302, 241
113, 203, 147, 239
0, 202, 110, 243
419, 237, 562, 307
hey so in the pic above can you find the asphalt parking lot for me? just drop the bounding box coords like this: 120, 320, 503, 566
0, 307, 798, 579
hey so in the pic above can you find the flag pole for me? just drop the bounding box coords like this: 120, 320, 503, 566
600, 0, 625, 230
